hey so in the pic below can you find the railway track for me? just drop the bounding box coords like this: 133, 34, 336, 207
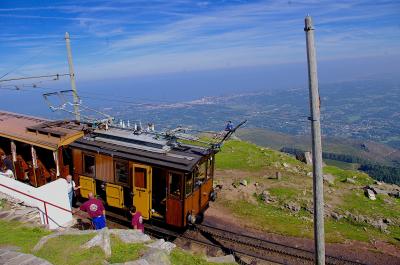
106, 214, 367, 265
194, 224, 367, 265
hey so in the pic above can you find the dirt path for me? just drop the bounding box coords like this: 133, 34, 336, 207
204, 203, 400, 265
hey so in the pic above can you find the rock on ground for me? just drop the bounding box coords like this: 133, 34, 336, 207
0, 248, 53, 265
109, 259, 150, 265
82, 228, 111, 258
346, 178, 356, 184
142, 248, 171, 265
285, 202, 301, 212
110, 229, 151, 243
239, 179, 248, 186
0, 192, 42, 226
323, 174, 335, 185
365, 189, 376, 200
206, 254, 236, 263
33, 229, 96, 252
331, 212, 344, 220
146, 239, 176, 254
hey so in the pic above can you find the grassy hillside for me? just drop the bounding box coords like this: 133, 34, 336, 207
0, 219, 235, 265
214, 140, 400, 246
236, 128, 400, 167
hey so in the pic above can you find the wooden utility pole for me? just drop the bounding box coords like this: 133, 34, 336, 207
304, 15, 325, 264
64, 32, 80, 121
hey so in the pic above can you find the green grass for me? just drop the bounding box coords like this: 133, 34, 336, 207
214, 139, 400, 245
35, 234, 105, 265
170, 249, 236, 265
324, 159, 359, 170
0, 219, 232, 264
219, 195, 399, 245
108, 236, 146, 263
220, 198, 314, 238
324, 166, 373, 185
216, 140, 301, 171
0, 220, 50, 252
326, 217, 400, 245
340, 191, 400, 220
325, 219, 374, 243
268, 187, 300, 202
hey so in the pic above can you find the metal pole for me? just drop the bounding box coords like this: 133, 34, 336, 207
304, 15, 325, 265
64, 32, 80, 121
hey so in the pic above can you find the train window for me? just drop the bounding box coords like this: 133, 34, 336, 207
194, 162, 207, 188
83, 154, 95, 176
169, 172, 182, 198
185, 174, 193, 196
134, 167, 147, 189
115, 160, 129, 184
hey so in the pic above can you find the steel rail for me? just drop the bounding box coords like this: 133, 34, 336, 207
196, 224, 367, 265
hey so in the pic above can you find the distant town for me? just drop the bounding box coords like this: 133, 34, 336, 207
105, 79, 400, 150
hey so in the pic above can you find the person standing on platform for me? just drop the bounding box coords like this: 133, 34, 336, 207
66, 175, 80, 208
79, 192, 106, 230
130, 206, 144, 232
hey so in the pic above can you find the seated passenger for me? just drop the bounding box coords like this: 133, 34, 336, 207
1, 165, 15, 179
130, 206, 144, 233
1, 154, 14, 171
16, 155, 29, 181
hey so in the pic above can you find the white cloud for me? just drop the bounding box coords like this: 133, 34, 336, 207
1, 0, 399, 80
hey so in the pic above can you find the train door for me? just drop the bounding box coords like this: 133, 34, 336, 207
151, 167, 167, 218
131, 163, 152, 220
166, 171, 183, 227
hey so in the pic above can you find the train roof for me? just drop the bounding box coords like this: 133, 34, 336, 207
70, 127, 213, 172
0, 111, 85, 150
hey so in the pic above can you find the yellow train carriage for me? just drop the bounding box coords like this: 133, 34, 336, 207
69, 127, 216, 228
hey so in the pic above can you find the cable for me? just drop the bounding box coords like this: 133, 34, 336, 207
0, 83, 311, 125
0, 73, 70, 83
0, 40, 65, 80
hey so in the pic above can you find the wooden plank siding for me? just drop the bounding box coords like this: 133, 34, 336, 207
166, 198, 183, 227
183, 194, 193, 226
72, 149, 82, 196
96, 154, 114, 183
200, 178, 212, 209
72, 149, 82, 175
192, 189, 200, 215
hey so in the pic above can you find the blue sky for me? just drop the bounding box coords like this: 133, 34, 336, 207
0, 0, 399, 105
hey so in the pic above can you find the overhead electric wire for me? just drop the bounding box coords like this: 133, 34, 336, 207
0, 40, 65, 80
0, 73, 70, 83
0, 85, 311, 124
0, 82, 311, 126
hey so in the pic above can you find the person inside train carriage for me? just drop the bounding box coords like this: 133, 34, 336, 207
65, 175, 80, 208
1, 165, 15, 179
129, 206, 144, 233
79, 192, 106, 230
1, 154, 14, 172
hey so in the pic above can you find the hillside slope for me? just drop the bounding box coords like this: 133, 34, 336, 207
211, 139, 400, 257
236, 128, 400, 166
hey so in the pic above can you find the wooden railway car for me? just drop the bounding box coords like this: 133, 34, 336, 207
0, 111, 85, 186
69, 127, 217, 228
0, 111, 239, 229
